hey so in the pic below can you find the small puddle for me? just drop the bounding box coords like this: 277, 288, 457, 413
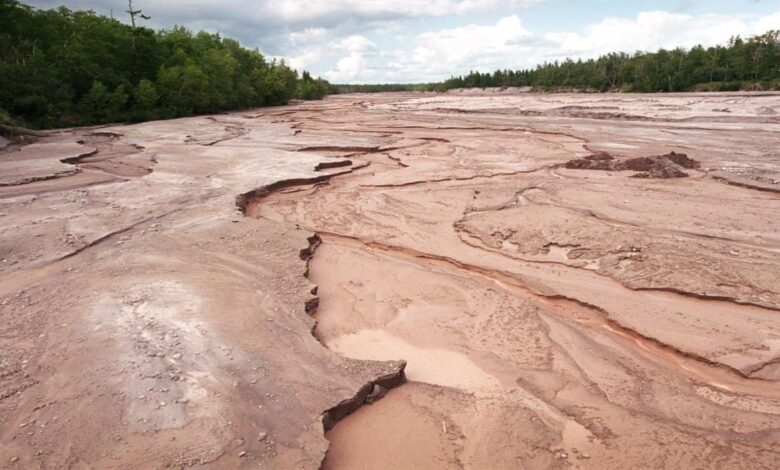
326, 329, 501, 393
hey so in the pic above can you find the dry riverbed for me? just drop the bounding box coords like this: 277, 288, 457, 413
1, 91, 780, 468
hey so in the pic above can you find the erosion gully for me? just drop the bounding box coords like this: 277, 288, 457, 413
243, 100, 780, 469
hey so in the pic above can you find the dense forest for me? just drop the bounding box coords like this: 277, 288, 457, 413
339, 31, 780, 94
0, 0, 334, 129
335, 83, 431, 93
440, 31, 780, 92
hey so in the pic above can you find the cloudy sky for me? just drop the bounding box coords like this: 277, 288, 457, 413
26, 0, 780, 83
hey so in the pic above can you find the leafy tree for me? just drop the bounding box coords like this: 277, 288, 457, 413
78, 81, 127, 123
1, 0, 333, 128
428, 31, 780, 93
295, 70, 335, 100
133, 78, 158, 119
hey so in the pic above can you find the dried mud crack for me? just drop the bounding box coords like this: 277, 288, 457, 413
239, 162, 409, 467
300, 234, 407, 436
314, 231, 780, 389
2, 92, 780, 469
246, 92, 780, 469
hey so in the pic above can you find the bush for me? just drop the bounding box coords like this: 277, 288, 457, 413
78, 81, 128, 123
11, 95, 49, 120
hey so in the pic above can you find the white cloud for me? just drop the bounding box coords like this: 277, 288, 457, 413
324, 14, 538, 83
324, 36, 380, 81
270, 0, 499, 20
289, 27, 330, 45
28, 0, 544, 75
327, 9, 780, 83
27, 0, 537, 32
24, 1, 780, 83
339, 35, 378, 53
752, 11, 780, 34
412, 15, 532, 70
544, 11, 768, 61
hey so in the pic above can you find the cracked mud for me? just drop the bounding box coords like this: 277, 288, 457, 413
1, 91, 780, 468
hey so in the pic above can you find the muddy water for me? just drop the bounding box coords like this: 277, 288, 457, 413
248, 94, 780, 469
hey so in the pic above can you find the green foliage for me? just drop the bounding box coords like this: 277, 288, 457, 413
263, 61, 298, 105
334, 83, 431, 93
78, 81, 128, 123
295, 70, 336, 100
436, 31, 780, 93
0, 107, 12, 125
1, 1, 333, 128
134, 79, 158, 115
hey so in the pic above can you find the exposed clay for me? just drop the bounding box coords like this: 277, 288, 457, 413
321, 365, 408, 431
249, 92, 780, 469
235, 163, 368, 214
297, 233, 408, 430
0, 132, 156, 198
0, 106, 411, 469
2, 92, 780, 469
711, 171, 780, 193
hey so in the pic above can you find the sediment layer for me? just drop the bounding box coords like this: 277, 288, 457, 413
2, 92, 779, 469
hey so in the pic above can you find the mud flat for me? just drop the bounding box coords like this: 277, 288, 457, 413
1, 92, 780, 468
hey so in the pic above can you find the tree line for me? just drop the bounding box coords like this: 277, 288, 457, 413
337, 31, 780, 94
0, 0, 334, 129
437, 31, 780, 92
335, 83, 431, 93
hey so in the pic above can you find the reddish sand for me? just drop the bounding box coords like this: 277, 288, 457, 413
252, 92, 780, 469
2, 91, 780, 468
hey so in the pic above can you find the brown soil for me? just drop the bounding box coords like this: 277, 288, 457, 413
1, 92, 780, 469
564, 151, 699, 178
